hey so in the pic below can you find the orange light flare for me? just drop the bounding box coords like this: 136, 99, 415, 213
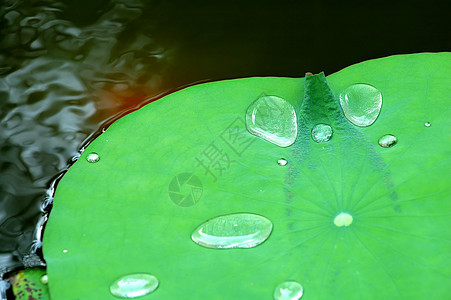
90, 80, 164, 125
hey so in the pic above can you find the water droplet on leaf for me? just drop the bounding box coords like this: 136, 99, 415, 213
273, 281, 303, 300
339, 83, 382, 127
246, 95, 297, 147
278, 159, 288, 166
110, 273, 159, 298
378, 134, 397, 148
311, 124, 333, 143
86, 152, 100, 163
40, 274, 48, 285
191, 213, 273, 249
424, 122, 431, 127
334, 212, 353, 227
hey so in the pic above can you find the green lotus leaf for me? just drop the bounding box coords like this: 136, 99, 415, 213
43, 53, 451, 299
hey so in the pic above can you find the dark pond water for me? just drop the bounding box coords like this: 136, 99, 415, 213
0, 0, 449, 291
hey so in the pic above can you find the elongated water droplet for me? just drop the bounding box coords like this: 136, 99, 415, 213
424, 122, 431, 127
339, 83, 382, 127
334, 212, 353, 227
274, 281, 303, 300
86, 152, 100, 163
110, 273, 159, 298
378, 134, 397, 148
311, 124, 333, 143
191, 213, 273, 249
246, 95, 297, 147
278, 159, 288, 166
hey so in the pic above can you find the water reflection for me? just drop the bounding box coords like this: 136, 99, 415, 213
0, 0, 172, 275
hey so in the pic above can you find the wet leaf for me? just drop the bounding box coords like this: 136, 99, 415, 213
43, 53, 451, 299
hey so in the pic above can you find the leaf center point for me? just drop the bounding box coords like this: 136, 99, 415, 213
334, 212, 353, 227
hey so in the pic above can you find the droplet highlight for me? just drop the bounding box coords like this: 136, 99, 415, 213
246, 95, 297, 147
86, 152, 100, 163
334, 212, 353, 227
424, 122, 431, 127
110, 273, 159, 299
278, 159, 288, 166
311, 124, 333, 143
191, 213, 273, 249
273, 281, 303, 300
378, 134, 397, 148
339, 83, 382, 127
40, 274, 48, 285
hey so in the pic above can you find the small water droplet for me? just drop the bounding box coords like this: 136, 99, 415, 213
311, 124, 333, 143
339, 83, 382, 127
274, 281, 303, 300
334, 212, 353, 227
378, 134, 397, 148
63, 249, 68, 253
110, 273, 159, 299
40, 274, 48, 285
86, 152, 100, 163
424, 122, 431, 127
246, 95, 297, 147
278, 159, 288, 166
71, 152, 81, 162
191, 213, 273, 249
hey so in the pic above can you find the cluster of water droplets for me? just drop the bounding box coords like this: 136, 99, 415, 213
103, 212, 275, 298
80, 75, 414, 299
75, 75, 421, 298
243, 81, 401, 151
337, 83, 405, 149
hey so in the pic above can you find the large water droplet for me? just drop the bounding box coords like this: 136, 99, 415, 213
311, 124, 333, 143
86, 152, 100, 163
378, 134, 397, 148
339, 83, 382, 127
110, 273, 159, 299
273, 281, 303, 300
246, 95, 297, 147
191, 213, 273, 249
334, 212, 353, 227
